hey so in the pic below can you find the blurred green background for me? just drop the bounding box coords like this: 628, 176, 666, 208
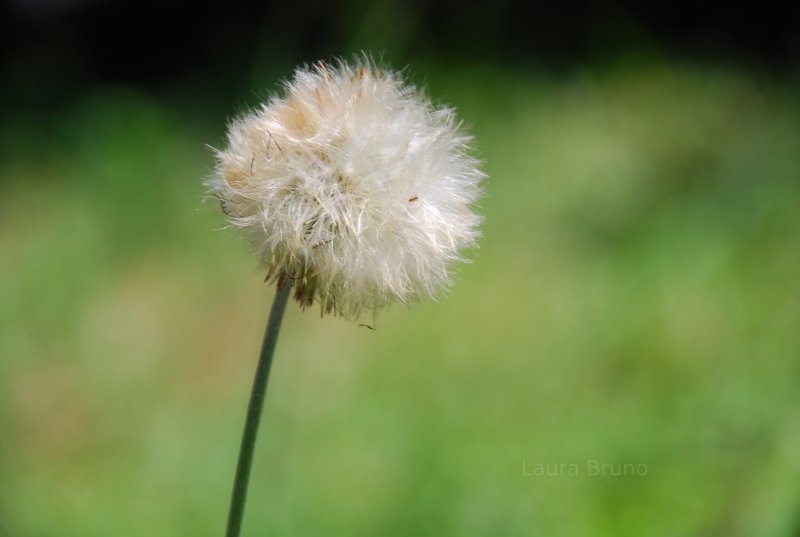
2, 2, 800, 536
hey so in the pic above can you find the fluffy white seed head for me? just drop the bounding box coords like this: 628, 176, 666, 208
208, 58, 484, 318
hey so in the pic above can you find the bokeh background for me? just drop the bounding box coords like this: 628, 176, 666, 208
2, 1, 800, 536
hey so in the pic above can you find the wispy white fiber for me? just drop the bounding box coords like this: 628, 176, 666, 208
208, 56, 484, 318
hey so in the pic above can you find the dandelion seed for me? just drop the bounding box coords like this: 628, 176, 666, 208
208, 56, 484, 318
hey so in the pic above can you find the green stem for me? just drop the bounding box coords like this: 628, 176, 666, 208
225, 279, 292, 537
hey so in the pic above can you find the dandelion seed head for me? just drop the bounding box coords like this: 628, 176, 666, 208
208, 57, 484, 318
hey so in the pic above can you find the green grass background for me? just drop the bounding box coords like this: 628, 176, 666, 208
1, 59, 799, 536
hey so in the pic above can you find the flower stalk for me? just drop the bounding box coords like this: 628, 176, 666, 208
225, 278, 292, 537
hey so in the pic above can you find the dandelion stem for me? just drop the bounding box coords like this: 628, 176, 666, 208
225, 279, 292, 537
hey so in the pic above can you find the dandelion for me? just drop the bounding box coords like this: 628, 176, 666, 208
208, 57, 484, 319
208, 56, 484, 537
